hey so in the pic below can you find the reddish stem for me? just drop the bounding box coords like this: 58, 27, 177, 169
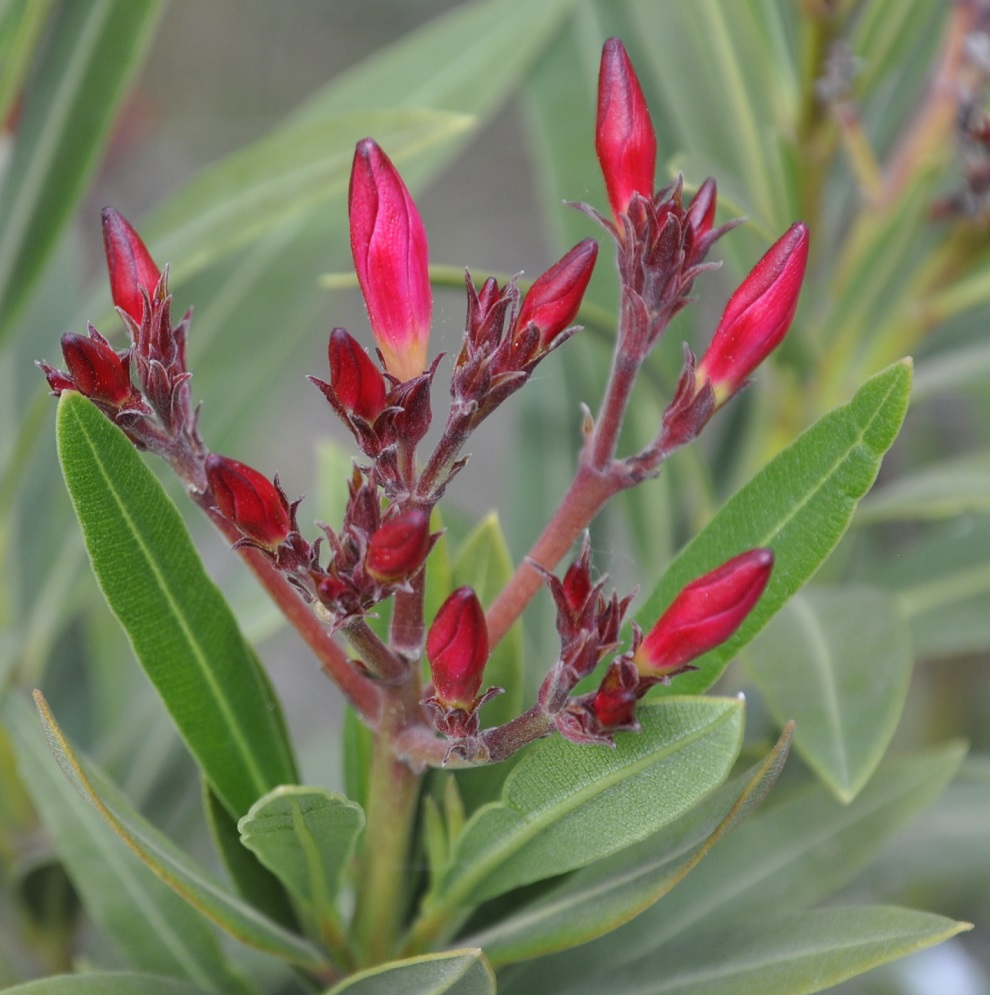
195, 496, 383, 724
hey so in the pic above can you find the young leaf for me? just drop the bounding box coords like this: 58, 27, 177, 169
643, 360, 912, 697
31, 690, 330, 972
745, 585, 913, 802
238, 786, 364, 943
203, 784, 298, 932
542, 906, 969, 995
2, 692, 263, 994
325, 948, 495, 995
415, 697, 743, 947
465, 724, 793, 967
55, 391, 298, 818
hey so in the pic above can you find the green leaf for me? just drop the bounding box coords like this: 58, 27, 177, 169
2, 692, 262, 994
419, 697, 743, 944
642, 360, 912, 697
29, 689, 330, 971
451, 513, 524, 728
296, 0, 577, 120
856, 451, 990, 522
325, 949, 495, 995
145, 108, 473, 283
554, 906, 970, 995
0, 0, 162, 341
0, 974, 206, 995
465, 723, 793, 967
514, 743, 964, 991
140, 0, 577, 286
860, 517, 990, 658
238, 786, 364, 939
745, 585, 913, 802
55, 391, 297, 818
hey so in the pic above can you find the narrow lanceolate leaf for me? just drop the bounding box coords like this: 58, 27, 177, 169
512, 744, 965, 992
558, 906, 970, 995
145, 108, 472, 283
745, 586, 913, 802
466, 724, 793, 968
0, 0, 162, 341
31, 691, 330, 971
238, 786, 364, 941
325, 949, 495, 995
56, 392, 297, 818
2, 693, 260, 995
416, 698, 743, 947
643, 360, 912, 697
0, 974, 207, 995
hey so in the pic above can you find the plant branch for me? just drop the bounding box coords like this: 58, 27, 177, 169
193, 495, 383, 724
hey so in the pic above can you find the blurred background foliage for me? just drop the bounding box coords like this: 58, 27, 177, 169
1, 0, 989, 991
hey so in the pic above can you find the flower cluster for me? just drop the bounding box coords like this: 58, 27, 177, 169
39, 38, 808, 765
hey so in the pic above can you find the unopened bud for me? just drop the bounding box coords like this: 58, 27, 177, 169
101, 207, 161, 324
596, 38, 657, 226
206, 455, 291, 550
515, 239, 598, 350
365, 508, 432, 582
426, 587, 489, 709
349, 138, 431, 382
697, 223, 809, 405
59, 330, 135, 406
635, 549, 773, 675
327, 327, 388, 421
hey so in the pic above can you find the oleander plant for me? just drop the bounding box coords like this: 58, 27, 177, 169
2, 3, 989, 993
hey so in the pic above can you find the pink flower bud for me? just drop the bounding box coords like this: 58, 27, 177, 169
697, 223, 809, 405
349, 139, 431, 382
206, 454, 291, 550
516, 239, 598, 349
426, 587, 489, 709
635, 549, 773, 675
101, 207, 161, 324
327, 328, 388, 422
596, 38, 657, 226
59, 331, 134, 406
365, 508, 432, 582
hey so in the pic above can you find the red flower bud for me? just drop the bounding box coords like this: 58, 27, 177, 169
635, 549, 773, 675
59, 330, 135, 406
592, 660, 639, 729
560, 551, 594, 617
426, 587, 489, 709
328, 328, 388, 421
101, 207, 161, 324
697, 223, 809, 405
349, 139, 431, 382
365, 508, 432, 582
596, 38, 657, 226
516, 239, 598, 349
206, 454, 291, 550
